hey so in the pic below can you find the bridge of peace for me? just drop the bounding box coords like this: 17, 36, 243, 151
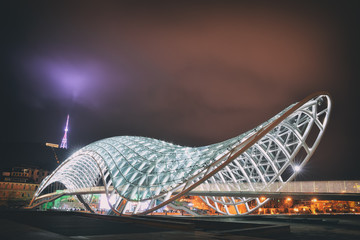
27, 92, 360, 216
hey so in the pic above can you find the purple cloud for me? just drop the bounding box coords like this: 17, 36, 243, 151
21, 55, 110, 108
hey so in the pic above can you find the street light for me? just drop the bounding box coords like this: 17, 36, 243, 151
294, 165, 301, 172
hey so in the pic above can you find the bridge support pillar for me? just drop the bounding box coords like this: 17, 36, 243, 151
76, 195, 95, 213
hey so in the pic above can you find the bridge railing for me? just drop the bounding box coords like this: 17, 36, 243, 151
193, 181, 360, 194
32, 181, 360, 203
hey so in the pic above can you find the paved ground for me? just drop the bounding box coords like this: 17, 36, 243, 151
195, 214, 360, 240
0, 210, 359, 240
0, 210, 272, 240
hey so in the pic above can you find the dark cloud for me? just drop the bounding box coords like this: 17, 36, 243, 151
1, 1, 359, 180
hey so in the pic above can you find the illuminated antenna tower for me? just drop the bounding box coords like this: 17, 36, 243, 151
60, 114, 70, 149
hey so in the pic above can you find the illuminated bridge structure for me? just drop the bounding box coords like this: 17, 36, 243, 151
29, 92, 332, 215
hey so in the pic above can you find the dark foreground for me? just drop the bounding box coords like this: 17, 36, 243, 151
0, 210, 359, 240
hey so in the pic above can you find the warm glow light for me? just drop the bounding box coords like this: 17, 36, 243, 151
312, 198, 317, 202
286, 197, 292, 201
46, 142, 59, 148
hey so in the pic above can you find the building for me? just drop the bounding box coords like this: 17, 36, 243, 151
2, 166, 49, 184
0, 181, 38, 207
0, 166, 49, 207
29, 92, 333, 216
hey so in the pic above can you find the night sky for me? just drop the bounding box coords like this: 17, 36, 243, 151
1, 1, 359, 180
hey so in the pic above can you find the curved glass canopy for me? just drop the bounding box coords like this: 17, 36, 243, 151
30, 92, 331, 215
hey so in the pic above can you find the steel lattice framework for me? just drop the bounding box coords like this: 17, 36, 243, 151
30, 92, 331, 215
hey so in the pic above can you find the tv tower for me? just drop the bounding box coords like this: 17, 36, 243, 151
60, 114, 70, 149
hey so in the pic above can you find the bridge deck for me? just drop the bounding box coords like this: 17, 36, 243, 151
34, 180, 360, 202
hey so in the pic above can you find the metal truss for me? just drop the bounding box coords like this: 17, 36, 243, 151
29, 92, 331, 215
